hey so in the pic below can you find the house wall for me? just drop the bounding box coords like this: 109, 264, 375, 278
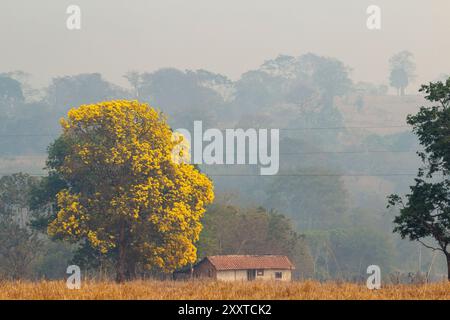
216, 269, 292, 281
191, 258, 293, 281
193, 259, 216, 279
255, 269, 292, 281
216, 270, 248, 281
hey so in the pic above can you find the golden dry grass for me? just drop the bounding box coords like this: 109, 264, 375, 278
0, 280, 449, 300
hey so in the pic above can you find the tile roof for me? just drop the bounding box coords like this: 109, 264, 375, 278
204, 255, 295, 270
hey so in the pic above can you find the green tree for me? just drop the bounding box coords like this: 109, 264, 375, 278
123, 71, 142, 99
388, 77, 450, 280
46, 73, 129, 116
136, 68, 224, 130
0, 220, 42, 279
263, 168, 349, 230
389, 51, 416, 96
37, 100, 214, 282
0, 173, 43, 279
0, 75, 24, 103
197, 201, 314, 279
306, 228, 394, 281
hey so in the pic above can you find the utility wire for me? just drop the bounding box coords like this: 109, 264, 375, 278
205, 173, 419, 177
0, 124, 412, 137
0, 150, 418, 158
0, 172, 420, 177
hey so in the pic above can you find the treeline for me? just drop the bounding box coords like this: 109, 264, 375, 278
0, 173, 312, 280
0, 172, 410, 281
0, 53, 385, 155
0, 52, 443, 280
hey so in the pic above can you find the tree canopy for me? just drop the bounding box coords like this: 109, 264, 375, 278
42, 100, 214, 281
388, 77, 450, 280
389, 51, 416, 96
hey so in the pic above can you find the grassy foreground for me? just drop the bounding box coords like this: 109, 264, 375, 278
0, 280, 449, 300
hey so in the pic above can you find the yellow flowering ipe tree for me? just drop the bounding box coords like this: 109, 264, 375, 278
47, 100, 214, 282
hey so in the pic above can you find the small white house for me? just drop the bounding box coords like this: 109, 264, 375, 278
187, 255, 295, 281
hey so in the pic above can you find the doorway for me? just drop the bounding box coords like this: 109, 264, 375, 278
247, 269, 256, 281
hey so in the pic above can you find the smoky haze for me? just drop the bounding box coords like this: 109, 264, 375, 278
0, 0, 449, 88
1, 0, 450, 283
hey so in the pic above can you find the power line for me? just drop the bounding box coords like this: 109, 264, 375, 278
278, 125, 411, 130
0, 172, 420, 178
0, 150, 419, 159
0, 134, 60, 137
219, 125, 411, 130
0, 124, 412, 138
206, 173, 419, 177
280, 150, 417, 155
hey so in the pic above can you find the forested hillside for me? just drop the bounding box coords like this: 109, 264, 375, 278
0, 53, 446, 281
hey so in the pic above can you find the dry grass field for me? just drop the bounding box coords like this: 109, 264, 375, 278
0, 280, 449, 300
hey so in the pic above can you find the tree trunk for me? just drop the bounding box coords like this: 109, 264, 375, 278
126, 259, 137, 280
116, 223, 126, 283
447, 254, 450, 281
116, 251, 126, 283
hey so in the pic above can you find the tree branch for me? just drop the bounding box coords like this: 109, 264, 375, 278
417, 239, 443, 252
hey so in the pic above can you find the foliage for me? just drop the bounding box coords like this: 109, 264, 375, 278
306, 228, 394, 281
197, 201, 314, 279
389, 51, 416, 96
263, 169, 349, 230
43, 100, 214, 281
131, 68, 225, 130
0, 53, 438, 280
0, 173, 43, 279
46, 73, 129, 112
388, 77, 450, 280
0, 218, 42, 280
0, 75, 24, 103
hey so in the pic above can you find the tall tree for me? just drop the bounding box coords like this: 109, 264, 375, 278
297, 53, 352, 109
197, 202, 314, 279
263, 168, 349, 230
389, 51, 416, 96
0, 173, 42, 279
306, 227, 394, 281
136, 68, 224, 130
46, 73, 129, 116
0, 75, 24, 103
123, 71, 142, 99
42, 100, 214, 282
388, 77, 450, 280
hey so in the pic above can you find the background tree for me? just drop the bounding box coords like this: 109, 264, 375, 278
123, 71, 142, 99
0, 54, 441, 280
0, 74, 24, 104
388, 77, 450, 280
297, 53, 352, 109
0, 220, 42, 279
197, 201, 314, 279
45, 73, 129, 116
133, 68, 225, 130
263, 167, 349, 230
43, 100, 214, 282
389, 51, 416, 96
0, 173, 43, 279
306, 228, 394, 281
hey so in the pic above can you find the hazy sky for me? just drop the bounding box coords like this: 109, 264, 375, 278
1, 0, 449, 89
